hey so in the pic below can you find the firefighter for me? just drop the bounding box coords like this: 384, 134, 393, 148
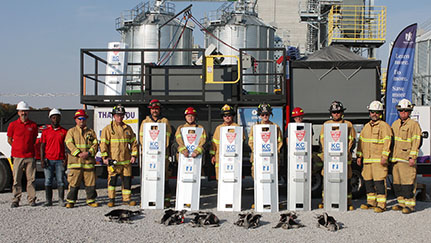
248, 103, 283, 179
286, 107, 305, 144
139, 99, 173, 207
40, 108, 68, 207
390, 99, 422, 214
319, 101, 356, 210
209, 104, 240, 180
175, 107, 207, 162
7, 101, 38, 208
65, 109, 99, 208
101, 105, 138, 207
356, 101, 393, 213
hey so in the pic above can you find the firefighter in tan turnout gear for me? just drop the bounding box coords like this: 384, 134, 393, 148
65, 109, 99, 208
210, 104, 240, 180
390, 99, 422, 214
248, 103, 283, 178
101, 105, 138, 207
140, 99, 173, 207
319, 101, 356, 210
175, 107, 207, 161
356, 101, 393, 213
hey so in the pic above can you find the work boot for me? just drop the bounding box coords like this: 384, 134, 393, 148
374, 206, 385, 213
58, 187, 65, 207
122, 200, 137, 206
318, 203, 324, 209
11, 202, 19, 208
30, 201, 37, 207
44, 186, 53, 207
348, 205, 355, 211
392, 205, 403, 211
402, 207, 413, 214
360, 204, 375, 210
66, 203, 74, 208
107, 199, 115, 207
87, 202, 99, 207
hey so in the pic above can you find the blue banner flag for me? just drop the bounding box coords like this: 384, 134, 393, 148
385, 24, 417, 125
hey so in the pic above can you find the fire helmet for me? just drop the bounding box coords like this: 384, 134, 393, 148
184, 107, 197, 116
291, 107, 305, 118
148, 99, 161, 109
74, 109, 88, 119
329, 101, 346, 112
367, 101, 384, 111
257, 103, 272, 116
396, 99, 414, 111
112, 105, 126, 115
221, 104, 235, 117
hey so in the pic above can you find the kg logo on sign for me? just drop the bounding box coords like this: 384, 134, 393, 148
330, 131, 341, 142
149, 130, 159, 140
226, 132, 237, 144
295, 130, 305, 141
261, 132, 271, 143
186, 133, 197, 144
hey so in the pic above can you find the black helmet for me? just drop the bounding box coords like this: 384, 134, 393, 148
112, 105, 126, 115
328, 101, 346, 112
221, 104, 235, 117
257, 102, 272, 116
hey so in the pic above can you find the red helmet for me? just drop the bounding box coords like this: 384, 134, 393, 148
184, 107, 197, 116
74, 109, 88, 119
148, 99, 161, 109
291, 107, 305, 118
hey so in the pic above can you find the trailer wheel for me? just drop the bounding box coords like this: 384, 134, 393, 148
0, 159, 13, 192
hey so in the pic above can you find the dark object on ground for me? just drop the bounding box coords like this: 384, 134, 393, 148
273, 212, 304, 229
316, 212, 339, 232
234, 212, 262, 229
105, 209, 143, 223
160, 209, 186, 226
189, 211, 220, 228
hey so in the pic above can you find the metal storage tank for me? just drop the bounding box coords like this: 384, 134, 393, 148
115, 1, 193, 88
203, 2, 275, 93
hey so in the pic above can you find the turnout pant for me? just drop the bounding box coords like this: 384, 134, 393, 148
108, 164, 132, 202
362, 163, 388, 208
66, 168, 97, 204
392, 161, 417, 210
12, 157, 36, 204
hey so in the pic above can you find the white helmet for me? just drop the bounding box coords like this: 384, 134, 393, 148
367, 101, 384, 111
16, 101, 30, 111
49, 108, 61, 118
396, 99, 414, 111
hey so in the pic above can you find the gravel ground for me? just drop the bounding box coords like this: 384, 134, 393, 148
1, 177, 431, 243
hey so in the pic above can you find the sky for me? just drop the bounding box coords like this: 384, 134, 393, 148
0, 0, 430, 109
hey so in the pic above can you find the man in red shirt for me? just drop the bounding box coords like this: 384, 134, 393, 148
41, 108, 68, 207
7, 101, 38, 208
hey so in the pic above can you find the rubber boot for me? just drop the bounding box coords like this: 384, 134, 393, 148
58, 187, 65, 207
44, 186, 53, 207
